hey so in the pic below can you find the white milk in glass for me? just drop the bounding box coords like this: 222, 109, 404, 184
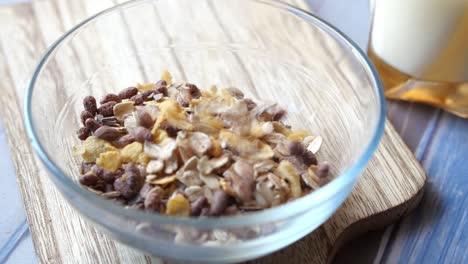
370, 0, 468, 83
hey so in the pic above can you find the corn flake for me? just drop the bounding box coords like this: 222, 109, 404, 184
166, 193, 190, 216
272, 122, 291, 136
96, 151, 122, 172
120, 142, 143, 163
208, 138, 222, 157
137, 153, 151, 166
137, 82, 156, 91
152, 99, 191, 133
275, 160, 301, 198
161, 70, 173, 85
287, 130, 311, 141
73, 136, 117, 163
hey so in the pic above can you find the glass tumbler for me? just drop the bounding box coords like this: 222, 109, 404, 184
369, 0, 468, 117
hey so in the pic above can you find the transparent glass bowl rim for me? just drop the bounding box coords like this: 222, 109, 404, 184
23, 0, 386, 229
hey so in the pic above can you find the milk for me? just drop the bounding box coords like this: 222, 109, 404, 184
370, 0, 468, 83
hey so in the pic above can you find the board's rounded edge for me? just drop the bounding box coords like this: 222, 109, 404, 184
327, 179, 427, 263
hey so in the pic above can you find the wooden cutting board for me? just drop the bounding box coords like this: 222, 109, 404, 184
0, 0, 426, 263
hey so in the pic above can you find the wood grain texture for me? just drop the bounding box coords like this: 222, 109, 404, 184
0, 1, 426, 263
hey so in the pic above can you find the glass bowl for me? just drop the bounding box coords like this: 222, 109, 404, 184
24, 0, 385, 262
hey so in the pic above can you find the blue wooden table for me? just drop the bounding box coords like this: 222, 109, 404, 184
0, 0, 467, 263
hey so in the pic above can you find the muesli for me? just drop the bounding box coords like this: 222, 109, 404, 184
73, 71, 331, 217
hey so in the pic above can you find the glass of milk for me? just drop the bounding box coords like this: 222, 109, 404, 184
369, 0, 468, 117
